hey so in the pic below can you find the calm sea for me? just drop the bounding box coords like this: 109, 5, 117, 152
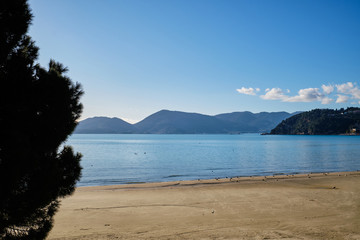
65, 134, 360, 187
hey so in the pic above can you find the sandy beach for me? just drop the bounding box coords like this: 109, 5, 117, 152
48, 172, 360, 240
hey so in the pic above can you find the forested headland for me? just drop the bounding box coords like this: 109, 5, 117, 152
270, 107, 360, 135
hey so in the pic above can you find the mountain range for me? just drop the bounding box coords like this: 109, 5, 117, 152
74, 110, 300, 134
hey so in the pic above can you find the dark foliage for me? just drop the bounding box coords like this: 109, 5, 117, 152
270, 108, 360, 135
0, 0, 83, 239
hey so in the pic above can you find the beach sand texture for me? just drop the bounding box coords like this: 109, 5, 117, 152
48, 172, 360, 240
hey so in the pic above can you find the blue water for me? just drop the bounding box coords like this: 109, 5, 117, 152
65, 134, 360, 187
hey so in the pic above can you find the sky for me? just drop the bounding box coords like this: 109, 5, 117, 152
28, 0, 360, 123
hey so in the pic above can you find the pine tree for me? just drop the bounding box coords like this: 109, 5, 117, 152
0, 0, 83, 239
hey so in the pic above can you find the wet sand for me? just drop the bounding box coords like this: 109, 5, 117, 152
48, 172, 360, 240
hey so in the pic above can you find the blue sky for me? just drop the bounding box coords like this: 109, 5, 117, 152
28, 0, 360, 123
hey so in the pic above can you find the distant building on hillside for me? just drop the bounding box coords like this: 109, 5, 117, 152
350, 123, 360, 134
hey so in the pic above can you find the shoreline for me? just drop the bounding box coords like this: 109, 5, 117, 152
49, 170, 360, 239
78, 170, 360, 190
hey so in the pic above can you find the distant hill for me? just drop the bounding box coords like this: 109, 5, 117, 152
75, 117, 135, 133
75, 110, 299, 134
135, 110, 228, 134
215, 111, 298, 133
270, 107, 360, 135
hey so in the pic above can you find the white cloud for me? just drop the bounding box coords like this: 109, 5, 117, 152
236, 87, 259, 96
260, 87, 327, 103
336, 82, 360, 99
260, 88, 288, 100
285, 88, 324, 102
336, 94, 349, 103
321, 84, 334, 94
236, 81, 360, 105
321, 97, 333, 104
336, 82, 354, 93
